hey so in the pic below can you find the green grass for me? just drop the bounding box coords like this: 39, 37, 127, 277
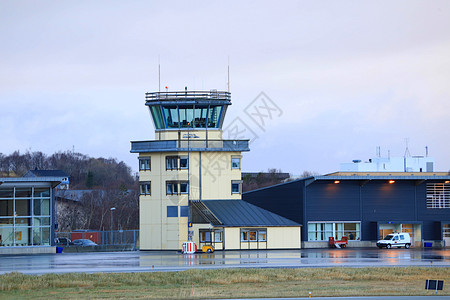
0, 267, 449, 299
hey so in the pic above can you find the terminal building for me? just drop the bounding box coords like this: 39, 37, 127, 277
131, 90, 301, 250
243, 172, 450, 248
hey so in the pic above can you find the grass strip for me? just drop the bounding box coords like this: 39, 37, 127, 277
0, 267, 449, 299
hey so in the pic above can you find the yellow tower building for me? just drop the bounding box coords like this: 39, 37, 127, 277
131, 90, 249, 250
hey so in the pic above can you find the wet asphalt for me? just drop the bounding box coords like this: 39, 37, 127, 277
0, 248, 449, 275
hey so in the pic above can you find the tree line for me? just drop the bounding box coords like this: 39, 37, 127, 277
0, 150, 139, 231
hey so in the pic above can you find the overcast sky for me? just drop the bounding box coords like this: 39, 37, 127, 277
1, 1, 449, 175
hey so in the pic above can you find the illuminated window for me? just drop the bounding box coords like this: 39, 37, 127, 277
308, 222, 360, 241
240, 229, 267, 242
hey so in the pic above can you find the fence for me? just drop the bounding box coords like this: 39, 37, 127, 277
56, 230, 139, 249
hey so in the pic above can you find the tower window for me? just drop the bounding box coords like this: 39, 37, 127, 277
231, 157, 241, 169
166, 182, 179, 195
180, 156, 189, 169
231, 180, 242, 194
139, 182, 151, 195
166, 156, 178, 170
139, 157, 151, 171
180, 182, 189, 194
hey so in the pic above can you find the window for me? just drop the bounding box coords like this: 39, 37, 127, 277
258, 230, 267, 241
231, 157, 241, 169
180, 182, 189, 194
166, 182, 178, 195
179, 156, 188, 169
139, 157, 151, 171
427, 183, 450, 208
166, 156, 189, 170
166, 156, 178, 170
231, 181, 242, 194
308, 222, 360, 241
139, 182, 151, 195
180, 206, 189, 217
166, 181, 188, 195
240, 229, 267, 242
214, 230, 223, 242
200, 231, 211, 242
167, 206, 178, 217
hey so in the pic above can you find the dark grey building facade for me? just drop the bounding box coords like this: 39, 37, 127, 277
243, 173, 450, 248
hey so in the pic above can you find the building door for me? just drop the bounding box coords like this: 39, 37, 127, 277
379, 223, 421, 247
443, 224, 450, 248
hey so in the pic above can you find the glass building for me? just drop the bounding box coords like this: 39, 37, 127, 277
0, 176, 61, 252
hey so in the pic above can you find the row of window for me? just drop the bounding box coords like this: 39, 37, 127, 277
308, 222, 360, 241
241, 229, 267, 242
140, 180, 242, 195
139, 156, 241, 171
426, 183, 450, 209
198, 229, 267, 243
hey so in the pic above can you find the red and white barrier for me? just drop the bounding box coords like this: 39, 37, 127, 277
182, 241, 197, 254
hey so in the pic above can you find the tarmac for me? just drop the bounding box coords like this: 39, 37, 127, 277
0, 247, 449, 275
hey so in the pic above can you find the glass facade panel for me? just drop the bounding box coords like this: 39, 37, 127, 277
0, 186, 53, 247
194, 106, 208, 128
0, 188, 14, 198
15, 188, 32, 198
162, 106, 179, 128
208, 105, 223, 128
33, 188, 50, 198
0, 199, 13, 216
179, 106, 194, 128
16, 199, 30, 216
150, 106, 164, 129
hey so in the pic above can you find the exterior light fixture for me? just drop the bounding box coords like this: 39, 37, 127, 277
334, 181, 340, 184
445, 181, 450, 184
389, 180, 395, 184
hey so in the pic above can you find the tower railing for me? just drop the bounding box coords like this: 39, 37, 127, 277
130, 139, 250, 153
145, 90, 231, 102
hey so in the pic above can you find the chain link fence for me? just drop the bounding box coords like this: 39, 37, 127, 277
55, 230, 139, 249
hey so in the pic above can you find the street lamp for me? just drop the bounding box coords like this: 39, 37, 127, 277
110, 207, 116, 245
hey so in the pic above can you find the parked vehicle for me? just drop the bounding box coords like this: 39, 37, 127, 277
55, 237, 72, 246
72, 239, 98, 246
376, 233, 411, 249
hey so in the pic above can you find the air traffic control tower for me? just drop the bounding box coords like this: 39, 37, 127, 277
131, 90, 250, 250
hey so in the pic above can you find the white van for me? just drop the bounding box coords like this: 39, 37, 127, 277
376, 232, 411, 249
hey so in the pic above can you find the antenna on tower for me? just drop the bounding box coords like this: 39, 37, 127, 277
227, 56, 230, 93
158, 55, 161, 92
404, 138, 411, 157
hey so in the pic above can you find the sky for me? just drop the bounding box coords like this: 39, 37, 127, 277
1, 1, 450, 175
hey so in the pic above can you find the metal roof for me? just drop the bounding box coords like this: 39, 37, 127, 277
202, 200, 300, 227
24, 169, 69, 178
0, 177, 62, 188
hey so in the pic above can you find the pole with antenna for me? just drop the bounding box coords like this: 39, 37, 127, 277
227, 56, 230, 93
158, 55, 161, 92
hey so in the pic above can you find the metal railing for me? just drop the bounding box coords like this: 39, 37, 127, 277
145, 90, 231, 102
130, 139, 250, 153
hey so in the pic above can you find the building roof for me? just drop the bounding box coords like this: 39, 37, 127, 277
0, 177, 63, 188
202, 200, 300, 227
327, 171, 448, 177
24, 169, 69, 178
